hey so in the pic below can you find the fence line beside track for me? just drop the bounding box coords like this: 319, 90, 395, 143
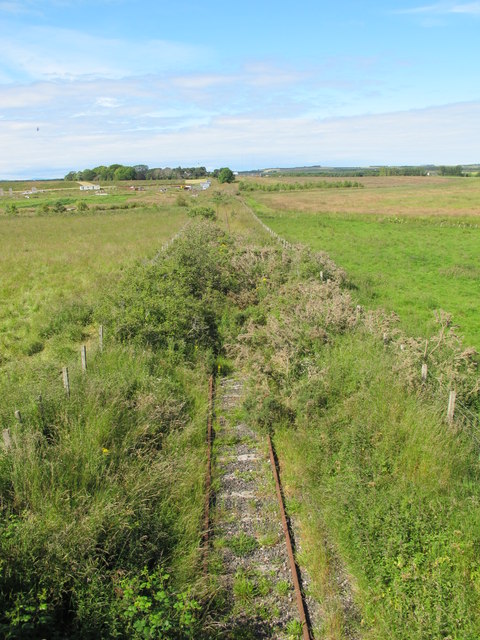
240, 199, 294, 250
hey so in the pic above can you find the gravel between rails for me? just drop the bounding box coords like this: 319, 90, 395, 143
206, 377, 309, 639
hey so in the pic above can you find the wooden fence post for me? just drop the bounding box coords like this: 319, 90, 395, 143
99, 325, 104, 352
62, 367, 70, 397
81, 345, 87, 372
2, 429, 11, 450
421, 363, 428, 382
447, 389, 456, 423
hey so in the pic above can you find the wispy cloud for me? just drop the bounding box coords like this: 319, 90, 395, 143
1, 100, 479, 178
398, 2, 480, 14
0, 25, 210, 82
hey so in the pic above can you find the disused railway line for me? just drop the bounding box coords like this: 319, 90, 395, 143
268, 434, 312, 639
202, 375, 313, 638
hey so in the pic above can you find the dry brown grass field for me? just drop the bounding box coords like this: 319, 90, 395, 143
243, 175, 480, 217
242, 175, 480, 347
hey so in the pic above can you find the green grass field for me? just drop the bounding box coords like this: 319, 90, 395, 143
0, 204, 188, 363
245, 177, 480, 349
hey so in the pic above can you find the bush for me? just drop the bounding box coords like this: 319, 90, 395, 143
176, 194, 188, 207
97, 221, 242, 356
53, 200, 66, 213
5, 203, 18, 216
217, 167, 235, 184
187, 206, 216, 220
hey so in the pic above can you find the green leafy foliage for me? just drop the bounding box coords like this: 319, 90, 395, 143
119, 568, 200, 638
4, 203, 18, 216
98, 221, 243, 356
187, 206, 216, 220
216, 167, 235, 184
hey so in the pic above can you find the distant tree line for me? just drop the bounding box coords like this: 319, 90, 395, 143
241, 165, 468, 178
378, 166, 428, 176
238, 179, 364, 192
437, 165, 464, 176
64, 164, 210, 182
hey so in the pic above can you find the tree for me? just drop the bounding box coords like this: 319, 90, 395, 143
217, 167, 235, 183
133, 164, 149, 180
92, 165, 110, 180
79, 168, 96, 181
114, 166, 136, 181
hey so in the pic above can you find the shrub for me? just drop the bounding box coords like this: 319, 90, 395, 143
187, 206, 216, 220
176, 194, 188, 207
53, 200, 66, 213
5, 203, 18, 216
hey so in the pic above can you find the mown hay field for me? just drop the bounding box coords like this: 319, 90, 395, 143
246, 176, 480, 349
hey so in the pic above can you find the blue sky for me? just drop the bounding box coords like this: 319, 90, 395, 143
0, 0, 479, 178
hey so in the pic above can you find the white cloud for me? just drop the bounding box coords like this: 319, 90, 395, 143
0, 26, 209, 82
0, 1, 39, 15
1, 101, 480, 177
95, 97, 121, 109
173, 75, 236, 90
398, 2, 480, 14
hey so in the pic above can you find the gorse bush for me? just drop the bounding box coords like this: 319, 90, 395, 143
97, 221, 256, 357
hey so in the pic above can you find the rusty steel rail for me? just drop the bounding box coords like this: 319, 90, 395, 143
202, 375, 215, 575
268, 434, 312, 640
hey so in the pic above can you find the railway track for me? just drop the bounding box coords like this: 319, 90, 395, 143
202, 376, 314, 638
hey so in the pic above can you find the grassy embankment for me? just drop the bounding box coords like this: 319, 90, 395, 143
243, 175, 480, 350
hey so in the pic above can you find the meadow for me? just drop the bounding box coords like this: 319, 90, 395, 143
0, 191, 189, 363
245, 176, 480, 349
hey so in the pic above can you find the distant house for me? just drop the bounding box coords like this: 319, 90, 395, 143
80, 184, 101, 191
